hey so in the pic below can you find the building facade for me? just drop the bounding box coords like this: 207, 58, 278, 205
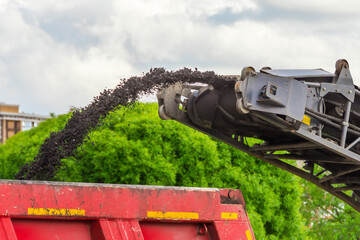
0, 103, 49, 144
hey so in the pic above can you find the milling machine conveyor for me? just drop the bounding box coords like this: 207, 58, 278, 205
157, 59, 360, 212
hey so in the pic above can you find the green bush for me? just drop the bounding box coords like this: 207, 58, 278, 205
0, 103, 308, 239
0, 114, 69, 179
300, 177, 360, 239
57, 103, 307, 239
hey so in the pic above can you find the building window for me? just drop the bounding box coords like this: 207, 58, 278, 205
22, 121, 33, 131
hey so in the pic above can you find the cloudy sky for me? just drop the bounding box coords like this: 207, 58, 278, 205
1, 0, 360, 115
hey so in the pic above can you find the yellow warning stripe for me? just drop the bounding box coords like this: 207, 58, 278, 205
221, 212, 238, 220
147, 211, 199, 220
245, 230, 253, 240
28, 208, 85, 216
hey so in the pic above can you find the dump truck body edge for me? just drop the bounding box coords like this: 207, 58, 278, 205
0, 180, 255, 240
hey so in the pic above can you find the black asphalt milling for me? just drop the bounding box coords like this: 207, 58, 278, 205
15, 68, 229, 180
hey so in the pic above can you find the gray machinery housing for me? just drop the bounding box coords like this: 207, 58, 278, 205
157, 59, 360, 212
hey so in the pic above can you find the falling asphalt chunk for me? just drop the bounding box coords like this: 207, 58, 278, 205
15, 68, 228, 180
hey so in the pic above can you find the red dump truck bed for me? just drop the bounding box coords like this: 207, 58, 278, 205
0, 180, 255, 240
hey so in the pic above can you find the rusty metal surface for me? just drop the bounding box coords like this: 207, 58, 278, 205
1, 179, 219, 191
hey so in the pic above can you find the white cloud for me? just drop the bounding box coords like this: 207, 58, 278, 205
0, 0, 359, 115
264, 0, 360, 15
0, 1, 136, 114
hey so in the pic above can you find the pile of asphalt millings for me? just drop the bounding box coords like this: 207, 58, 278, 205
15, 68, 229, 180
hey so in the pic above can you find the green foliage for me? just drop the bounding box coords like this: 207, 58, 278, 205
56, 103, 306, 240
0, 114, 69, 179
300, 178, 360, 239
6, 103, 360, 239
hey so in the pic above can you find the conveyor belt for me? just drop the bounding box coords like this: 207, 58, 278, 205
157, 59, 360, 212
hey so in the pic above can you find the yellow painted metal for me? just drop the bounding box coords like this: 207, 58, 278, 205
27, 208, 85, 216
245, 229, 253, 240
221, 212, 238, 220
302, 115, 311, 125
147, 211, 199, 220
